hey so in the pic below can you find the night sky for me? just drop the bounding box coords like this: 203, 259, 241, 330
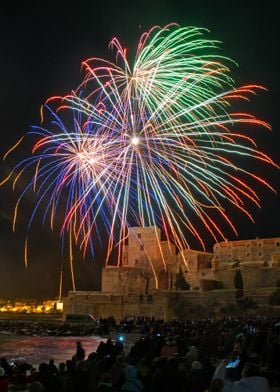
0, 0, 279, 299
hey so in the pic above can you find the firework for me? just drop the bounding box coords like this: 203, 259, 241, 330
2, 24, 278, 275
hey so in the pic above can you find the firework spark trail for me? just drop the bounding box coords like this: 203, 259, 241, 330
3, 107, 126, 265
63, 26, 277, 254
1, 24, 278, 275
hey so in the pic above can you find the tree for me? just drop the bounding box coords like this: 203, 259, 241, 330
175, 266, 190, 290
234, 263, 244, 302
141, 271, 152, 295
234, 265, 244, 290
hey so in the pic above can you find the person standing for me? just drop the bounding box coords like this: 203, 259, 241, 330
75, 341, 86, 362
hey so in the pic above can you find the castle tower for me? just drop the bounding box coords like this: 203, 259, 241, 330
102, 226, 176, 293
122, 226, 162, 269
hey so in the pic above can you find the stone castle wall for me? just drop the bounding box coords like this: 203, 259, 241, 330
177, 249, 213, 273
123, 227, 176, 273
213, 266, 280, 289
102, 267, 155, 294
101, 262, 280, 296
64, 290, 167, 321
213, 237, 280, 264
64, 289, 271, 322
126, 226, 161, 268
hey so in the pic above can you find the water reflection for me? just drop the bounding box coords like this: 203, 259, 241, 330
0, 335, 105, 366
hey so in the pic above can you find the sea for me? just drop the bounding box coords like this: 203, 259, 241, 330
0, 334, 105, 367
0, 314, 138, 367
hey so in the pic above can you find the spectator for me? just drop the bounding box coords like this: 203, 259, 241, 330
94, 373, 117, 392
186, 360, 207, 392
160, 339, 178, 359
214, 360, 268, 392
52, 362, 67, 392
185, 346, 198, 366
110, 356, 125, 390
234, 363, 268, 392
121, 365, 144, 392
75, 341, 85, 362
0, 367, 9, 392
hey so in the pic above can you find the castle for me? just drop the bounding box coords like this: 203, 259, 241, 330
63, 227, 280, 321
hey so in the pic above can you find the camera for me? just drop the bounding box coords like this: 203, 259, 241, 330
116, 335, 125, 343
226, 356, 240, 369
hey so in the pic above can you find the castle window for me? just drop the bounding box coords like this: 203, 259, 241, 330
140, 245, 144, 251
276, 242, 280, 247
229, 254, 232, 259
246, 253, 250, 258
258, 252, 262, 257
137, 233, 142, 239
258, 243, 262, 247
246, 243, 250, 247
135, 259, 139, 265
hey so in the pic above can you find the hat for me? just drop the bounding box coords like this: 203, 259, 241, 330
0, 367, 5, 377
191, 361, 202, 370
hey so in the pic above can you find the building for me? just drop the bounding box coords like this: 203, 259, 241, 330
102, 226, 215, 293
102, 226, 177, 293
63, 228, 280, 321
212, 237, 280, 290
213, 237, 280, 265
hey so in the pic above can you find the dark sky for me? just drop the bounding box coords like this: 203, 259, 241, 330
0, 0, 279, 299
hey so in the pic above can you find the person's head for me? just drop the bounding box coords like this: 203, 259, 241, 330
189, 346, 197, 353
88, 352, 97, 361
233, 343, 241, 353
38, 362, 49, 375
66, 360, 74, 372
124, 365, 138, 380
191, 361, 202, 371
58, 362, 65, 372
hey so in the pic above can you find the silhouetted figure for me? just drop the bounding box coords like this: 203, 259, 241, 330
75, 341, 85, 361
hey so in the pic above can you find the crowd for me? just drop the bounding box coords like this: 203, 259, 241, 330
1, 316, 280, 391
